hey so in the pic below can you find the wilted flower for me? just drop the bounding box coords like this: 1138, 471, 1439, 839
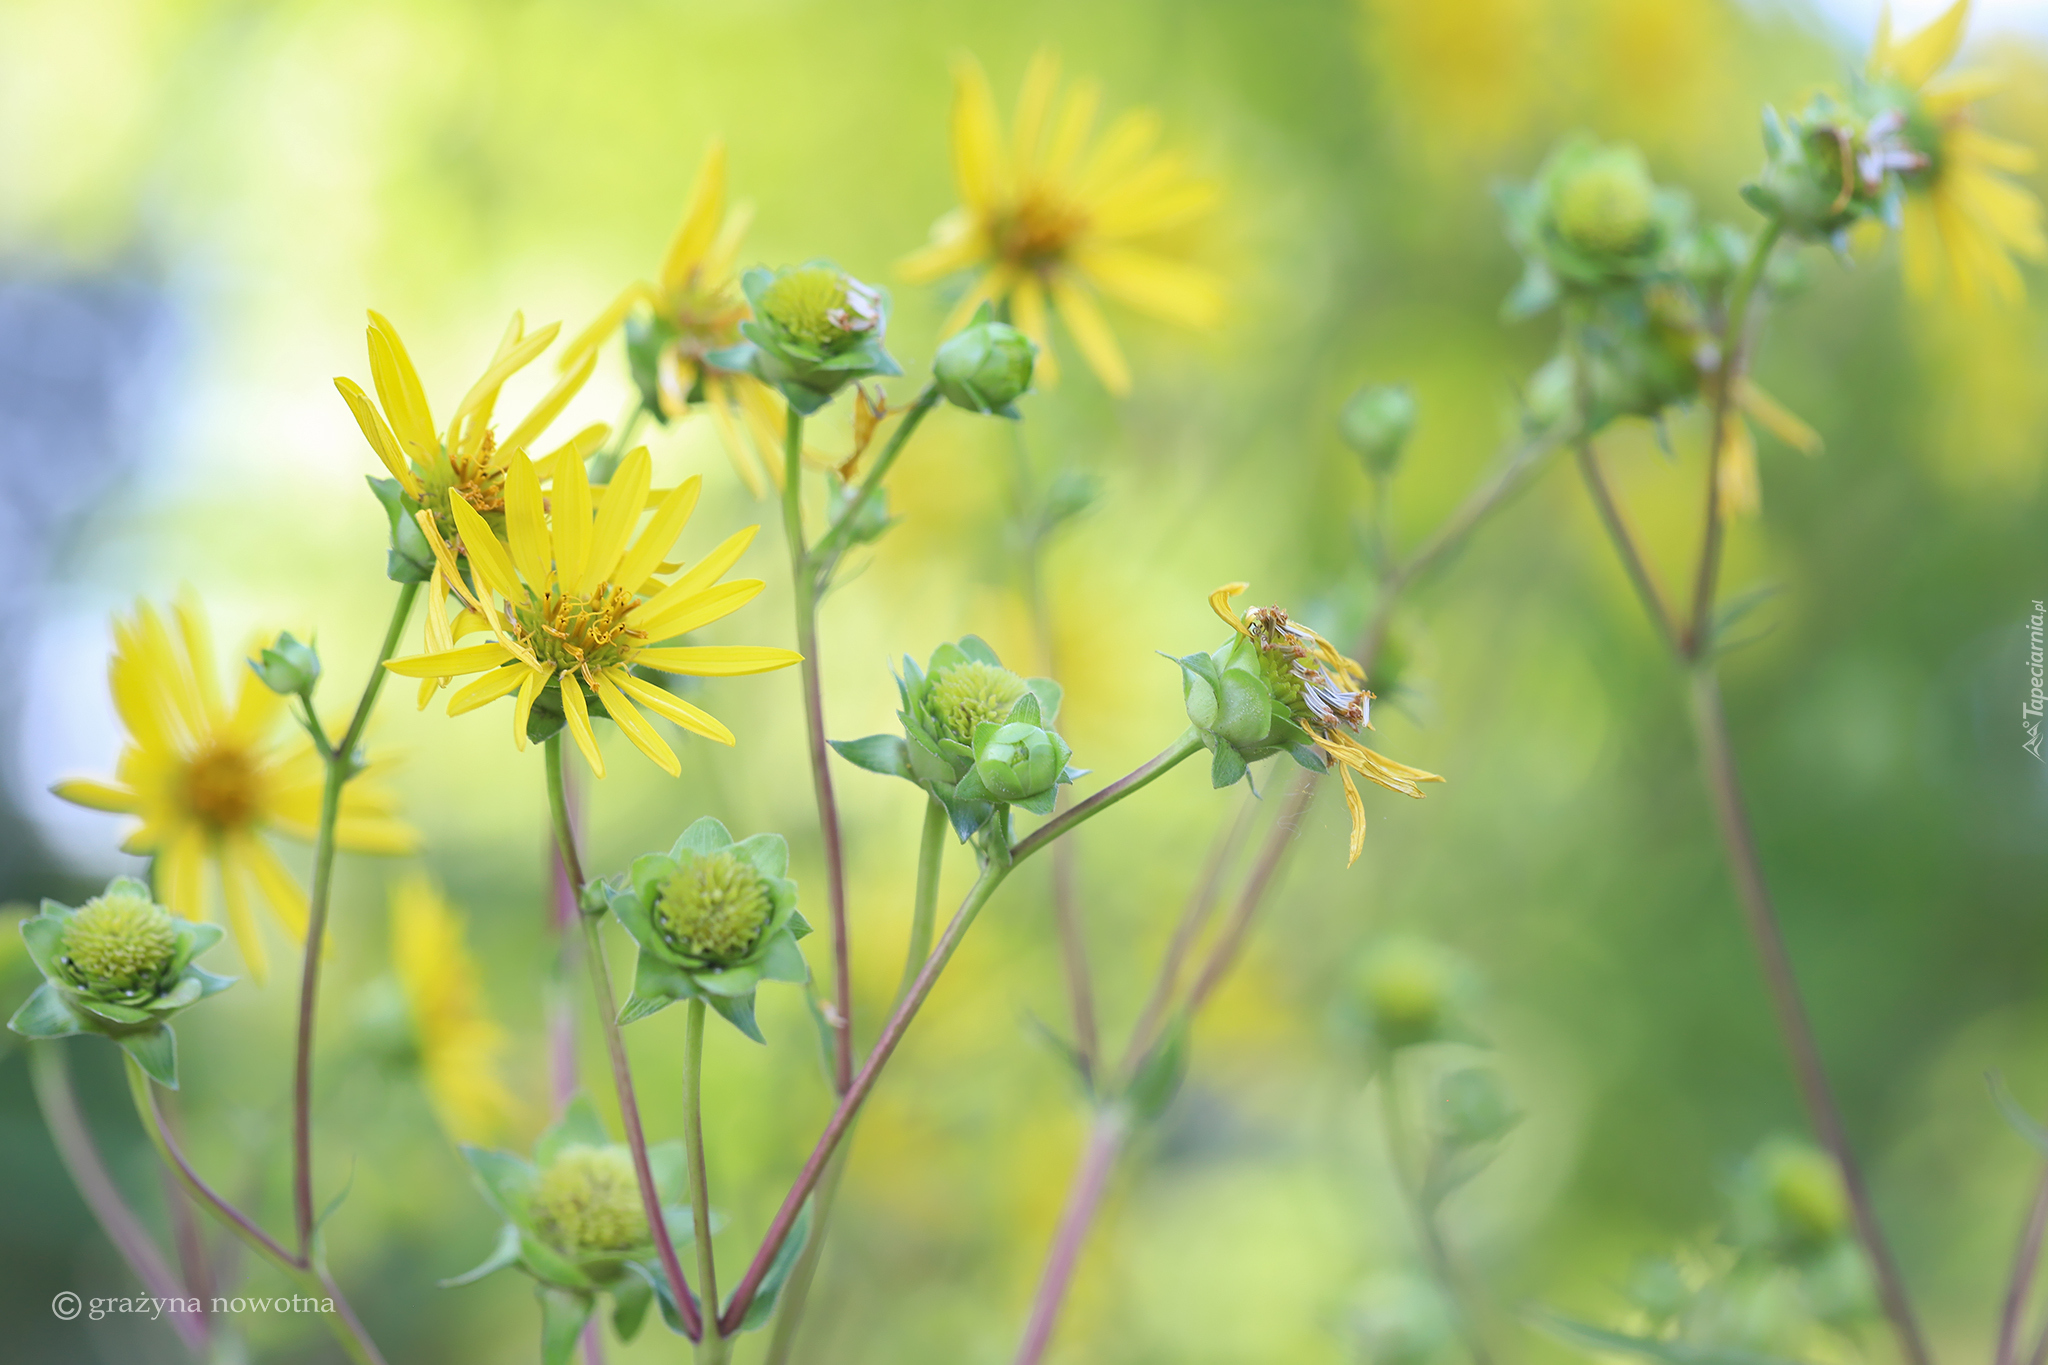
900, 50, 1222, 393
9, 877, 234, 1086
1181, 585, 1443, 865
605, 817, 809, 1042
382, 448, 800, 776
447, 1095, 692, 1365
707, 263, 903, 416
933, 302, 1038, 416
391, 875, 517, 1143
53, 596, 414, 983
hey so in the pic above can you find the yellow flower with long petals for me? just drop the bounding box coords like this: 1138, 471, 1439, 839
383, 445, 800, 776
1871, 0, 2046, 303
391, 874, 517, 1143
1210, 585, 1444, 866
53, 596, 415, 983
900, 50, 1223, 394
558, 140, 805, 499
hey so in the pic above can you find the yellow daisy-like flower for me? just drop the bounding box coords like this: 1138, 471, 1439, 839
900, 49, 1223, 394
558, 139, 809, 499
1210, 584, 1444, 866
382, 445, 800, 776
1871, 0, 2046, 304
391, 873, 517, 1143
53, 596, 415, 983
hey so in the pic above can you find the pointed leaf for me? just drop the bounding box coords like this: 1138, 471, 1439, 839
118, 1025, 178, 1089
538, 1095, 612, 1165
439, 1222, 522, 1288
705, 990, 764, 1044
737, 1199, 815, 1332
829, 735, 913, 780
1025, 677, 1063, 724
611, 1272, 653, 1340
1211, 744, 1248, 789
1127, 1017, 1189, 1121
672, 817, 734, 857
461, 1145, 538, 1222
9, 983, 83, 1039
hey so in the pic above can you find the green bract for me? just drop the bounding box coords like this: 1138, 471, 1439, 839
8, 877, 235, 1087
447, 1095, 696, 1365
1174, 630, 1328, 791
1501, 135, 1692, 317
605, 818, 808, 1042
1744, 97, 1913, 244
707, 262, 903, 415
932, 302, 1037, 417
831, 636, 1077, 838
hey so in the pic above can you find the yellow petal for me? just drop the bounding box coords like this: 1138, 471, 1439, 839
365, 311, 438, 468
608, 670, 736, 745
898, 216, 989, 284
627, 525, 758, 627
448, 662, 530, 716
632, 645, 803, 676
580, 446, 651, 595
1735, 379, 1823, 454
512, 665, 552, 753
1076, 246, 1223, 328
1073, 108, 1163, 204
1340, 766, 1365, 868
1209, 582, 1250, 634
1049, 275, 1131, 394
53, 778, 141, 813
551, 450, 593, 593
503, 346, 597, 458
449, 496, 525, 604
504, 454, 551, 591
216, 841, 268, 986
1880, 0, 1968, 88
335, 377, 422, 495
1042, 77, 1101, 183
235, 831, 309, 942
951, 53, 1007, 210
451, 316, 558, 444
560, 281, 659, 374
1011, 275, 1057, 387
614, 473, 706, 591
559, 679, 606, 777
156, 823, 208, 923
593, 672, 680, 776
657, 139, 728, 300
635, 578, 768, 640
532, 422, 612, 483
1012, 48, 1060, 175
383, 642, 514, 679
1090, 170, 1220, 242
704, 381, 771, 500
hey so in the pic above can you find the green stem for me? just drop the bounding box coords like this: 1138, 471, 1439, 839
900, 794, 950, 1000
547, 737, 705, 1341
292, 580, 418, 1254
1377, 1056, 1495, 1365
682, 1000, 727, 1364
127, 1056, 386, 1365
808, 384, 941, 578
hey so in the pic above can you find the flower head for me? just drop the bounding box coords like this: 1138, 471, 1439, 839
10, 876, 235, 1087
52, 596, 415, 983
1187, 585, 1443, 866
1865, 0, 2046, 303
606, 817, 808, 1042
382, 446, 800, 777
708, 263, 903, 416
391, 875, 517, 1143
900, 50, 1222, 394
1502, 136, 1691, 315
533, 1145, 648, 1254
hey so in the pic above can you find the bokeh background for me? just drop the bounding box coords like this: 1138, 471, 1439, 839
2, 0, 2046, 1361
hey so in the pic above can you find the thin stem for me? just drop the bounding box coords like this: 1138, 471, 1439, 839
548, 737, 703, 1340
32, 1045, 207, 1354
550, 762, 582, 1115
900, 794, 951, 1001
1011, 730, 1204, 864
780, 406, 855, 1095
1574, 437, 1679, 654
293, 581, 419, 1253
682, 1000, 726, 1363
1687, 668, 1929, 1365
1998, 1167, 2048, 1365
1123, 793, 1258, 1077
1377, 1057, 1495, 1365
1685, 218, 1780, 658
1012, 1110, 1129, 1365
808, 384, 941, 578
1049, 825, 1099, 1083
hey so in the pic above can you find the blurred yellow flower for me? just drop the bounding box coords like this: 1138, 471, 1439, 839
1872, 0, 2046, 304
900, 50, 1222, 394
53, 596, 415, 983
558, 140, 801, 499
1210, 584, 1443, 866
390, 874, 516, 1143
383, 447, 800, 777
1717, 378, 1824, 516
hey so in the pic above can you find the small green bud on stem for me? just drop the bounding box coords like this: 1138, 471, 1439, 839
1339, 384, 1418, 478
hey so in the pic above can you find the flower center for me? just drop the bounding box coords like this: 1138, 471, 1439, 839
1244, 606, 1369, 733
532, 1145, 648, 1254
929, 661, 1029, 746
654, 851, 772, 963
419, 432, 510, 539
670, 284, 749, 361
63, 888, 177, 999
183, 745, 260, 829
509, 586, 646, 679
760, 267, 881, 349
992, 190, 1089, 270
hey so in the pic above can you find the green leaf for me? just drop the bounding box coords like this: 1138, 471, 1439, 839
1007, 690, 1042, 727
610, 1270, 653, 1340
1015, 786, 1058, 817
732, 831, 789, 880
1025, 677, 1063, 724
737, 1199, 815, 1332
672, 817, 734, 858
117, 1024, 177, 1089
621, 954, 699, 1025
1210, 743, 1248, 789
643, 1140, 688, 1205
439, 1222, 522, 1288
627, 853, 678, 910
757, 932, 811, 985
9, 982, 83, 1040
539, 1285, 596, 1365
695, 963, 764, 998
538, 1096, 612, 1165
313, 1160, 356, 1235
1127, 1017, 1189, 1121
953, 766, 994, 803
705, 990, 765, 1044
521, 1231, 595, 1291
461, 1145, 538, 1223
829, 735, 912, 780
1990, 1072, 2048, 1157
956, 635, 1002, 667
1527, 1311, 1806, 1365
19, 913, 69, 983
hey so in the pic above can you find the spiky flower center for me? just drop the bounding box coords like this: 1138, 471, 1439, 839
420, 431, 509, 536
929, 662, 1029, 747
1243, 606, 1369, 734
655, 851, 771, 964
532, 1145, 648, 1254
509, 586, 646, 678
64, 889, 177, 998
183, 744, 260, 829
760, 267, 881, 349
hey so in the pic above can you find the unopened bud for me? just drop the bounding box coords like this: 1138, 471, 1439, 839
250, 633, 321, 697
1339, 384, 1417, 478
934, 306, 1036, 417
974, 721, 1064, 802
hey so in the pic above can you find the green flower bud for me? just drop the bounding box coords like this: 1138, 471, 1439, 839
249, 632, 322, 697
1339, 384, 1417, 479
934, 307, 1037, 417
654, 850, 772, 965
1501, 136, 1687, 314
1742, 98, 1921, 243
1730, 1138, 1850, 1257
1357, 938, 1469, 1051
1553, 144, 1659, 257
1184, 659, 1276, 749
973, 720, 1064, 802
1434, 1066, 1519, 1147
930, 660, 1029, 750
532, 1144, 649, 1254
713, 263, 903, 415
63, 887, 176, 1002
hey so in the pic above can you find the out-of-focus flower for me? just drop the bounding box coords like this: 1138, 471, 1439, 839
1866, 0, 2046, 303
382, 448, 799, 777
899, 50, 1221, 394
1355, 937, 1474, 1052
558, 141, 799, 498
1188, 585, 1442, 866
53, 597, 415, 983
391, 874, 516, 1143
1502, 136, 1691, 316
1743, 96, 1925, 245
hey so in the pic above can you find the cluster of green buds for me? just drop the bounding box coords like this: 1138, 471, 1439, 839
1523, 283, 1712, 435
1501, 136, 1693, 316
449, 1096, 693, 1364
932, 303, 1038, 417
709, 262, 903, 415
1354, 937, 1479, 1054
834, 637, 1078, 841
1743, 95, 1925, 246
602, 818, 808, 1043
9, 877, 234, 1086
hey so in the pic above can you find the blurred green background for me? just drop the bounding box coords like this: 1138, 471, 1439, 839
1, 0, 2046, 1361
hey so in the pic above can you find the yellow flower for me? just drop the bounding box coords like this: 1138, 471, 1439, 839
53, 596, 415, 983
900, 50, 1223, 394
1871, 0, 2046, 304
557, 140, 805, 499
1210, 584, 1444, 866
390, 874, 517, 1143
383, 446, 800, 776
